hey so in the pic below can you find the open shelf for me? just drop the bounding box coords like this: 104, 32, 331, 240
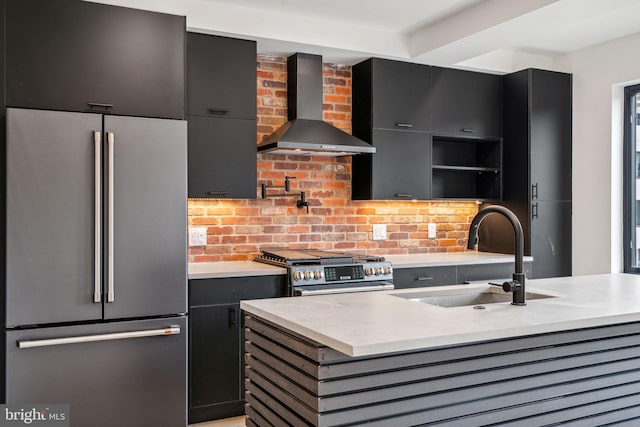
432, 169, 501, 200
431, 135, 502, 200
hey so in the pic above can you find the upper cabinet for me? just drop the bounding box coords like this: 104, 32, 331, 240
352, 129, 431, 200
187, 33, 257, 120
352, 58, 504, 201
430, 67, 503, 139
5, 0, 185, 120
186, 33, 257, 199
353, 58, 431, 136
352, 58, 431, 200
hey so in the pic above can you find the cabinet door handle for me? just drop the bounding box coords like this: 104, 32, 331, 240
532, 183, 538, 200
207, 191, 231, 197
394, 193, 413, 198
395, 123, 413, 128
461, 128, 476, 133
417, 276, 434, 281
88, 102, 114, 110
229, 307, 238, 328
532, 203, 538, 219
208, 108, 229, 115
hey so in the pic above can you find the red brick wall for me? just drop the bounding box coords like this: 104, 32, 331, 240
187, 55, 479, 262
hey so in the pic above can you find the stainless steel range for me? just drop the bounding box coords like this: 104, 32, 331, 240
255, 249, 394, 296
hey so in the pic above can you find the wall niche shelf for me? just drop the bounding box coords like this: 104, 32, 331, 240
431, 135, 502, 201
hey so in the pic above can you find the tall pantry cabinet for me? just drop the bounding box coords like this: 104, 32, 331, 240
480, 69, 572, 279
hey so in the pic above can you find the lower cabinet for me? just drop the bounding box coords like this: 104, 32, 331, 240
393, 261, 532, 289
188, 275, 287, 424
393, 266, 457, 288
457, 262, 532, 284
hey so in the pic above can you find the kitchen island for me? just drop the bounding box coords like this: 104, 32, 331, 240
241, 273, 640, 426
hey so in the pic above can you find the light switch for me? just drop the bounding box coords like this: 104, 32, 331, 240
189, 227, 207, 246
428, 223, 437, 239
373, 224, 386, 241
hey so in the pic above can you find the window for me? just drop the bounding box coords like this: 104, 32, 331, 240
624, 84, 640, 272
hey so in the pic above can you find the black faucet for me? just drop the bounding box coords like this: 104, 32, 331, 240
467, 205, 526, 306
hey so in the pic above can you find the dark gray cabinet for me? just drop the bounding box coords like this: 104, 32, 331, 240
393, 262, 532, 289
6, 0, 185, 120
188, 116, 257, 199
352, 58, 504, 201
479, 69, 572, 279
430, 66, 502, 139
187, 33, 257, 198
352, 58, 431, 200
530, 201, 572, 278
189, 275, 287, 423
187, 33, 256, 119
457, 262, 532, 284
393, 266, 457, 288
352, 58, 431, 136
352, 129, 431, 200
429, 67, 503, 200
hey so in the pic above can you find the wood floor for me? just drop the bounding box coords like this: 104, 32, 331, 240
189, 416, 246, 427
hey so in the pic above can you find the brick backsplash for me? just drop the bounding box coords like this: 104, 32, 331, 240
187, 55, 479, 262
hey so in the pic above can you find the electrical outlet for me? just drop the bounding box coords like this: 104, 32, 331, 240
373, 224, 386, 241
189, 227, 207, 247
428, 223, 437, 239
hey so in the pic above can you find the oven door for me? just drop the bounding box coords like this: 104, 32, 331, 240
294, 281, 394, 296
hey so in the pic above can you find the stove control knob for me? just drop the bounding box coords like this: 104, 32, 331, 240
364, 267, 374, 276
384, 266, 393, 275
375, 266, 383, 276
304, 270, 313, 281
293, 271, 304, 281
314, 270, 324, 280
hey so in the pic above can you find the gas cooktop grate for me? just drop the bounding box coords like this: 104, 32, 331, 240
255, 249, 385, 267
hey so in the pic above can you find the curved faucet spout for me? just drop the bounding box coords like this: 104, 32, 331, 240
467, 206, 526, 306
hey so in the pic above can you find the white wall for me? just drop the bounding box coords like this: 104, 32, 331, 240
556, 32, 640, 275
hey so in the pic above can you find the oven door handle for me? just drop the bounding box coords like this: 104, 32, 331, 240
296, 283, 394, 296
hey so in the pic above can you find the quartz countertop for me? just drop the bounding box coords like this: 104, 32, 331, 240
188, 252, 529, 279
188, 261, 285, 279
241, 273, 640, 357
386, 252, 532, 268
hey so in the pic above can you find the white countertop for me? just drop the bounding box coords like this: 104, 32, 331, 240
188, 261, 285, 279
188, 252, 529, 279
241, 273, 640, 357
386, 252, 532, 268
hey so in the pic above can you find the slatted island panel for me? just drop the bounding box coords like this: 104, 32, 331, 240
244, 314, 640, 426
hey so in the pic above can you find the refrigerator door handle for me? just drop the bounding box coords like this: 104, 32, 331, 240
94, 131, 102, 304
17, 326, 181, 349
107, 132, 115, 303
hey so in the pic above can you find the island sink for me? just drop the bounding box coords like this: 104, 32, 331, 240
394, 287, 554, 308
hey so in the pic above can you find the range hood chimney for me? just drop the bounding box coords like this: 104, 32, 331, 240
257, 53, 375, 157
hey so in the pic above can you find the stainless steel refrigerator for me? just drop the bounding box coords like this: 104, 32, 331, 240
4, 108, 188, 426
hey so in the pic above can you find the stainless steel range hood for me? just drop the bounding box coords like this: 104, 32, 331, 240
257, 53, 375, 157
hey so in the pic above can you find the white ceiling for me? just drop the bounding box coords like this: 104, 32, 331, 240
89, 0, 640, 73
